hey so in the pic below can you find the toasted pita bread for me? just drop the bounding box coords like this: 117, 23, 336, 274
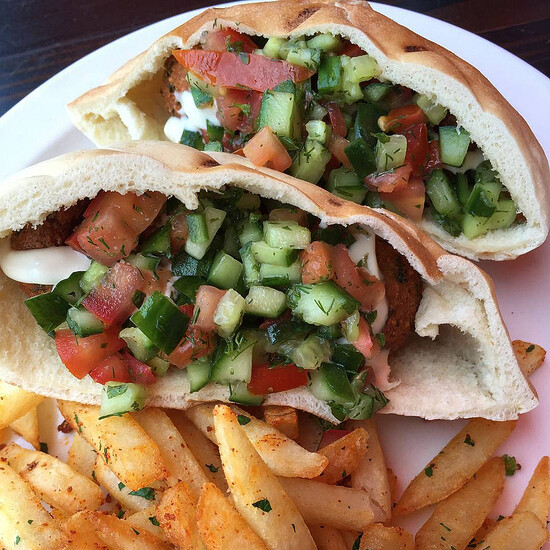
66, 0, 549, 261
0, 141, 538, 421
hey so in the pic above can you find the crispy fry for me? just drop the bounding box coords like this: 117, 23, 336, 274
295, 411, 324, 452
315, 428, 368, 484
9, 407, 39, 449
415, 457, 505, 550
197, 482, 268, 550
0, 379, 44, 429
470, 517, 497, 547
124, 506, 167, 542
0, 442, 103, 515
513, 340, 546, 376
358, 524, 414, 550
395, 418, 516, 515
213, 404, 315, 550
156, 481, 202, 550
133, 408, 210, 497
308, 524, 347, 550
64, 512, 110, 549
67, 432, 97, 480
481, 511, 548, 549
0, 462, 70, 548
278, 477, 373, 531
263, 406, 299, 440
187, 403, 327, 478
514, 456, 550, 525
58, 400, 166, 491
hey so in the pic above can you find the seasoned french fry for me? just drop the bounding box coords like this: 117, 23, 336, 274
187, 403, 327, 478
395, 419, 516, 515
315, 428, 368, 484
308, 524, 347, 550
348, 418, 392, 522
263, 406, 299, 440
0, 379, 44, 429
415, 457, 505, 550
513, 340, 546, 376
9, 407, 39, 449
481, 511, 548, 549
67, 432, 97, 480
156, 481, 202, 550
133, 408, 210, 497
124, 505, 167, 542
295, 411, 324, 452
64, 512, 109, 549
278, 477, 373, 532
358, 524, 414, 550
58, 400, 167, 491
514, 456, 550, 525
0, 462, 70, 548
0, 443, 103, 515
470, 518, 497, 547
341, 531, 362, 548
197, 482, 268, 550
213, 404, 316, 550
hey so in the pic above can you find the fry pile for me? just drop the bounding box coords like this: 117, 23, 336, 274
0, 340, 547, 549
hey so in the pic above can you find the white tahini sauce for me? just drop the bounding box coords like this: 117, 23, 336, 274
164, 90, 221, 143
0, 239, 91, 285
443, 149, 484, 174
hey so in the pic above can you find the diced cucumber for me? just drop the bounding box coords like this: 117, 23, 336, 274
206, 120, 224, 141
223, 224, 240, 259
258, 91, 299, 139
25, 292, 71, 334
186, 213, 209, 244
263, 36, 286, 58
180, 129, 204, 150
462, 213, 488, 239
306, 33, 341, 52
263, 221, 311, 249
236, 193, 261, 211
239, 242, 261, 287
339, 59, 364, 103
309, 102, 328, 121
229, 381, 264, 405
350, 103, 384, 147
204, 141, 222, 152
306, 120, 331, 146
214, 289, 246, 338
289, 139, 331, 184
485, 199, 516, 231
287, 282, 359, 326
139, 222, 171, 257
185, 206, 226, 260
207, 251, 243, 290
327, 167, 367, 204
119, 327, 158, 362
127, 253, 160, 272
251, 240, 298, 267
285, 47, 321, 71
281, 334, 331, 370
318, 323, 342, 340
318, 55, 343, 95
456, 173, 471, 206
244, 286, 287, 318
332, 343, 364, 374
341, 310, 360, 343
187, 357, 212, 392
363, 82, 392, 104
439, 127, 471, 167
147, 356, 170, 377
426, 169, 461, 218
190, 85, 212, 108
343, 54, 380, 83
465, 181, 501, 218
238, 213, 263, 246
375, 134, 407, 171
265, 315, 311, 345
309, 363, 356, 408
414, 93, 447, 125
187, 71, 220, 98
99, 382, 147, 419
173, 276, 206, 304
259, 261, 302, 287
53, 271, 85, 305
67, 307, 103, 338
475, 160, 499, 184
80, 261, 109, 294
211, 334, 256, 383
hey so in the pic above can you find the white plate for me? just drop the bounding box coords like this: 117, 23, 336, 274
1, 1, 549, 539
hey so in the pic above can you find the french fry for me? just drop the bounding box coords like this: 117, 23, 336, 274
295, 411, 324, 452
0, 442, 104, 515
67, 432, 97, 480
58, 400, 167, 491
277, 477, 373, 532
481, 511, 548, 549
0, 379, 44, 429
395, 418, 516, 515
213, 404, 316, 550
187, 403, 327, 478
308, 524, 347, 550
197, 482, 268, 550
0, 462, 70, 548
64, 512, 109, 549
133, 408, 210, 497
414, 457, 505, 550
9, 407, 39, 449
166, 409, 227, 493
315, 428, 368, 484
513, 340, 546, 376
470, 518, 497, 547
348, 418, 392, 522
124, 505, 167, 542
514, 456, 550, 525
341, 531, 362, 548
156, 481, 202, 550
358, 524, 414, 550
263, 406, 299, 440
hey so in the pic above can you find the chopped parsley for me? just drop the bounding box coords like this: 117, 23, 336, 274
252, 498, 272, 512
206, 464, 219, 473
39, 442, 48, 454
526, 344, 535, 352
237, 414, 251, 426
502, 454, 520, 476
424, 464, 434, 477
128, 487, 156, 500
149, 516, 160, 526
464, 434, 475, 446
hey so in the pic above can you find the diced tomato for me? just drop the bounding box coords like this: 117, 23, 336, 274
242, 127, 292, 172
364, 165, 412, 193
403, 123, 428, 176
55, 329, 125, 379
380, 86, 415, 111
326, 102, 347, 137
201, 29, 258, 53
300, 241, 334, 284
380, 176, 425, 222
166, 326, 216, 368
222, 131, 249, 152
142, 267, 172, 298
194, 285, 227, 332
332, 244, 385, 312
269, 208, 308, 227
89, 353, 131, 384
81, 262, 144, 326
328, 134, 352, 169
216, 89, 262, 134
423, 140, 443, 175
123, 353, 157, 385
172, 50, 314, 92
179, 304, 195, 318
170, 213, 189, 254
378, 105, 427, 133
340, 42, 363, 57
248, 363, 308, 395
353, 316, 379, 359
319, 429, 352, 449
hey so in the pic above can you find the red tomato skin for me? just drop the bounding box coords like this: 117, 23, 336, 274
259, 310, 291, 330
216, 89, 262, 134
172, 50, 314, 92
248, 363, 308, 395
242, 127, 292, 172
328, 134, 352, 169
194, 285, 227, 332
353, 316, 379, 359
201, 29, 258, 53
166, 326, 216, 368
380, 176, 426, 223
423, 140, 443, 175
326, 102, 347, 137
319, 429, 353, 449
55, 329, 125, 379
170, 213, 189, 255
378, 105, 427, 133
81, 262, 144, 326
364, 165, 412, 193
89, 353, 131, 384
300, 241, 334, 284
123, 353, 157, 385
403, 123, 429, 176
340, 43, 364, 57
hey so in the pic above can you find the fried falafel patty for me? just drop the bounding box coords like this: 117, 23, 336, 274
160, 56, 190, 117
